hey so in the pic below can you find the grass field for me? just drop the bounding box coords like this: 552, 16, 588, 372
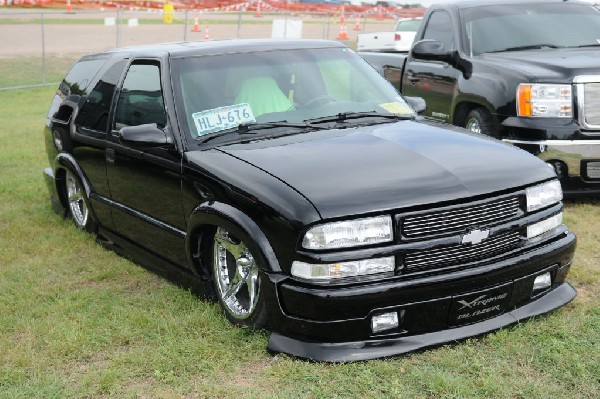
0, 86, 599, 398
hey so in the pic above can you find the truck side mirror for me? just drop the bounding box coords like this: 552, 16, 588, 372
411, 40, 452, 63
411, 40, 473, 79
119, 123, 172, 148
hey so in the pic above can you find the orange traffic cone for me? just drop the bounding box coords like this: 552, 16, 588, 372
255, 0, 262, 18
204, 24, 210, 40
192, 14, 200, 32
337, 8, 348, 40
66, 0, 72, 12
353, 15, 362, 31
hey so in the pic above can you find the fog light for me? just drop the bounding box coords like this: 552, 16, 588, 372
533, 272, 552, 293
371, 312, 399, 333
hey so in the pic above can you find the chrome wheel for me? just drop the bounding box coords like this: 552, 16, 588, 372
213, 227, 260, 320
66, 171, 88, 228
466, 117, 481, 134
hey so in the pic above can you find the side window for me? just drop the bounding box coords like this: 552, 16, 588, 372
75, 59, 127, 133
422, 11, 454, 51
114, 63, 166, 130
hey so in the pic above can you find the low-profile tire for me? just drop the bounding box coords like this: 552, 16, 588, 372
211, 226, 268, 328
65, 170, 97, 233
464, 107, 497, 138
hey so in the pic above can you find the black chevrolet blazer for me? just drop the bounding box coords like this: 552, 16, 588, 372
43, 39, 576, 361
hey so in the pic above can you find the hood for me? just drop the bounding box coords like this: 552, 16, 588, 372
481, 47, 600, 81
218, 120, 556, 220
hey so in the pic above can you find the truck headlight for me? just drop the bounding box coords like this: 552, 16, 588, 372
527, 213, 563, 239
291, 256, 395, 280
302, 216, 393, 250
517, 84, 572, 118
526, 180, 562, 212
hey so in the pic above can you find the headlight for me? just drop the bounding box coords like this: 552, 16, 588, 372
302, 216, 393, 250
526, 180, 563, 212
527, 213, 563, 239
517, 84, 572, 118
291, 256, 395, 280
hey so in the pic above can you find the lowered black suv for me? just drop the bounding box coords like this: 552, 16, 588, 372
43, 39, 576, 361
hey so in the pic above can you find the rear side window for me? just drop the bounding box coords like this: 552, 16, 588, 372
75, 59, 127, 133
59, 56, 108, 97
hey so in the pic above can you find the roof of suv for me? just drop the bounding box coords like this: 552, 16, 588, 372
103, 39, 346, 59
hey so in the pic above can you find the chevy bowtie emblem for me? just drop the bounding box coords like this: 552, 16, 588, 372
461, 229, 490, 245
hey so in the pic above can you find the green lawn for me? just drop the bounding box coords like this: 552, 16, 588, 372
0, 86, 598, 398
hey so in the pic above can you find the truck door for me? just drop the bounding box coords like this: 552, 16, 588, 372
106, 60, 188, 267
402, 10, 459, 123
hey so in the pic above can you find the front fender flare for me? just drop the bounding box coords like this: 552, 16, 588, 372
186, 202, 283, 274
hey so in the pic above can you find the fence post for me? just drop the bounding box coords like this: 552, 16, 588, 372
41, 12, 46, 84
326, 12, 330, 40
184, 9, 188, 41
362, 14, 368, 33
237, 9, 242, 38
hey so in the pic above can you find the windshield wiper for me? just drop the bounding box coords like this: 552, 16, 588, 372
305, 112, 415, 125
199, 121, 325, 144
486, 44, 564, 53
574, 43, 600, 48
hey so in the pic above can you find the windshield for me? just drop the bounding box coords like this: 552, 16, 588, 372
171, 47, 412, 140
461, 3, 600, 55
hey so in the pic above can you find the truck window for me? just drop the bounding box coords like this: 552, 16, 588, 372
75, 59, 127, 133
114, 63, 167, 130
422, 11, 454, 51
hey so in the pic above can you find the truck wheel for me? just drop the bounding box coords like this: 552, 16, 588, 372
65, 170, 97, 233
465, 108, 497, 138
211, 227, 268, 328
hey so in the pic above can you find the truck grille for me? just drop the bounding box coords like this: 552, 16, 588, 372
401, 196, 521, 238
404, 231, 521, 272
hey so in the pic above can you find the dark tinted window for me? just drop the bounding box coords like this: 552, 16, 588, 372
59, 56, 108, 97
423, 11, 454, 51
75, 59, 127, 132
115, 63, 166, 130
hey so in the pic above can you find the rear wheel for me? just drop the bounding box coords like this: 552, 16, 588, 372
65, 170, 97, 232
464, 107, 497, 138
212, 227, 267, 328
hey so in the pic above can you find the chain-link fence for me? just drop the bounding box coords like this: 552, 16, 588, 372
0, 9, 395, 90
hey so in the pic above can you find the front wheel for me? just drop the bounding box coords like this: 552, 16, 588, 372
65, 170, 97, 232
464, 107, 497, 138
212, 227, 267, 328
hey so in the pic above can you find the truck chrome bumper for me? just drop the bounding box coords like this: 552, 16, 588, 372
502, 139, 600, 180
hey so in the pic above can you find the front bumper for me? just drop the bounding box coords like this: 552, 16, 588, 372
268, 282, 576, 362
263, 231, 576, 361
500, 117, 600, 196
503, 138, 600, 196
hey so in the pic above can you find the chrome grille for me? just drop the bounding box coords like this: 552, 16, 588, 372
583, 83, 600, 127
404, 231, 521, 272
585, 161, 600, 179
402, 196, 521, 238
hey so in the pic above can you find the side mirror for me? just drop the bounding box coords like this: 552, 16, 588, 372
411, 39, 473, 79
404, 96, 427, 114
119, 123, 171, 148
411, 39, 453, 63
